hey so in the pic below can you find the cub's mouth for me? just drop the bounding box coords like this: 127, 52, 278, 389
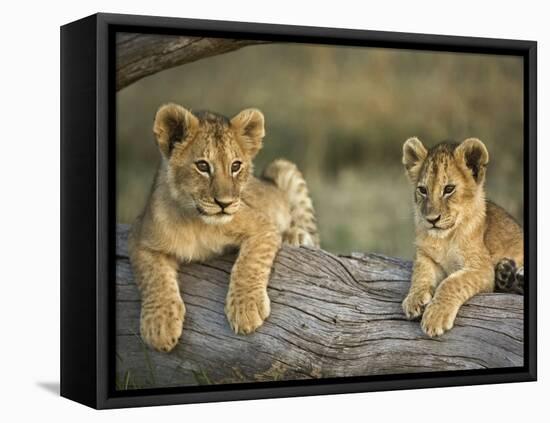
196, 204, 237, 216
425, 221, 456, 235
195, 203, 238, 224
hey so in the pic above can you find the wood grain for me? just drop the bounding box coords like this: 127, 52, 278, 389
115, 224, 523, 390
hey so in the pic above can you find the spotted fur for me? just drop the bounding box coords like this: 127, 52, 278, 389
128, 103, 319, 352
401, 137, 524, 337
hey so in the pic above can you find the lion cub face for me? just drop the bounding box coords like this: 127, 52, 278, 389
402, 137, 489, 238
153, 103, 265, 224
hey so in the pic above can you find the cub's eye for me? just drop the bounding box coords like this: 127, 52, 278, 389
443, 184, 456, 195
417, 186, 427, 196
195, 160, 210, 174
231, 161, 242, 173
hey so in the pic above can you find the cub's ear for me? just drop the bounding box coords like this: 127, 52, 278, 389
230, 108, 265, 157
402, 137, 427, 183
454, 138, 489, 184
153, 103, 199, 157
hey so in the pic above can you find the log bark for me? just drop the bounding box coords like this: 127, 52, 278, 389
115, 224, 523, 390
116, 33, 265, 90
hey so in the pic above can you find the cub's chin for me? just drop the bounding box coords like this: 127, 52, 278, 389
426, 227, 452, 239
200, 213, 234, 225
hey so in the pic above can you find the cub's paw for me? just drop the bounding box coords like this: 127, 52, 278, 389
283, 227, 316, 248
421, 301, 458, 337
140, 298, 185, 352
495, 258, 517, 292
514, 266, 524, 295
402, 289, 432, 320
495, 259, 524, 295
225, 287, 270, 334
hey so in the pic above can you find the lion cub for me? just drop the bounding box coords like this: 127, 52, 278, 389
401, 137, 523, 337
128, 104, 319, 352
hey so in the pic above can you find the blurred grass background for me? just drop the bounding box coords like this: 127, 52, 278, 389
117, 41, 523, 259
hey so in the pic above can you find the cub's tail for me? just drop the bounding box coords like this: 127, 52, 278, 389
262, 159, 320, 248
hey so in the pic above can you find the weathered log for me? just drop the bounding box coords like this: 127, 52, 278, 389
115, 224, 523, 390
116, 33, 265, 90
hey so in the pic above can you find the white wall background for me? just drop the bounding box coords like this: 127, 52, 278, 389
1, 0, 547, 420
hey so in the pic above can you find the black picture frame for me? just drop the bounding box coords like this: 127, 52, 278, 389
60, 12, 537, 409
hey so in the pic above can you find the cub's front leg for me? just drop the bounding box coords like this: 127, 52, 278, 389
129, 245, 185, 352
403, 252, 442, 319
225, 229, 282, 334
421, 266, 494, 337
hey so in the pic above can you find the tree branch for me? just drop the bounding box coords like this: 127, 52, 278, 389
116, 33, 266, 90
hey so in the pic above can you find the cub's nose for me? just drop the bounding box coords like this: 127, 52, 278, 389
426, 215, 441, 226
214, 198, 234, 209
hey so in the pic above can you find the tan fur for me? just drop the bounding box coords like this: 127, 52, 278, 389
128, 103, 319, 352
401, 137, 524, 337
263, 159, 320, 247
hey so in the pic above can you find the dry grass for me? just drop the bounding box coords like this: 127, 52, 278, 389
117, 40, 523, 259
